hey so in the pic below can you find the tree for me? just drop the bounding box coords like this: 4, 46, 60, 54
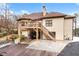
0, 3, 18, 33
74, 13, 79, 36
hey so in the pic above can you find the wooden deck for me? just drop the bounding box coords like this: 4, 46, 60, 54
0, 44, 57, 56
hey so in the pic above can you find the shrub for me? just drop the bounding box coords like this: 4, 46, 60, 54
13, 30, 18, 34
20, 35, 26, 41
0, 32, 8, 38
10, 34, 18, 41
0, 33, 3, 37
9, 29, 18, 34
3, 32, 8, 36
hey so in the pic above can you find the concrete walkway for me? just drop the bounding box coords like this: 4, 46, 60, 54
26, 40, 71, 55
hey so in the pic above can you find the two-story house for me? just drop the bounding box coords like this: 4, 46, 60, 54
17, 6, 75, 42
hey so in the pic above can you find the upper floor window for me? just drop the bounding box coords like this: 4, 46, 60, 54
21, 22, 25, 26
45, 20, 52, 27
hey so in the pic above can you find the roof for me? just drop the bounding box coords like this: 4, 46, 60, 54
17, 12, 75, 21
65, 15, 75, 19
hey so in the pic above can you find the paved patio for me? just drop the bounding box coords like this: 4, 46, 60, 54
0, 40, 71, 56
26, 40, 70, 55
0, 43, 57, 56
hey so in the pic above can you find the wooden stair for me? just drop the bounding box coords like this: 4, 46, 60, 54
39, 24, 56, 41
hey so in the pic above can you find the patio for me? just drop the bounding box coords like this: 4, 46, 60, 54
26, 40, 71, 55
0, 39, 71, 56
0, 43, 56, 56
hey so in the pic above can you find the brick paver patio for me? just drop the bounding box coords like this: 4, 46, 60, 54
0, 44, 57, 56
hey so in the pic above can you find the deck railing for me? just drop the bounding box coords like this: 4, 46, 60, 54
21, 22, 41, 29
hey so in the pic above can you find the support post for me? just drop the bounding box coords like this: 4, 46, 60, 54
18, 21, 21, 43
35, 22, 39, 47
36, 22, 38, 40
36, 28, 38, 40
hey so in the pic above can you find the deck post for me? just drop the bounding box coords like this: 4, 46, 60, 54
36, 22, 38, 40
36, 28, 38, 40
18, 21, 21, 43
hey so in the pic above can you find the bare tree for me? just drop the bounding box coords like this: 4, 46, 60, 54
0, 3, 17, 33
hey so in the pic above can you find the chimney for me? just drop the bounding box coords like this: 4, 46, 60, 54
42, 6, 47, 16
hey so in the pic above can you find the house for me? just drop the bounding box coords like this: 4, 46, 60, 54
17, 6, 75, 42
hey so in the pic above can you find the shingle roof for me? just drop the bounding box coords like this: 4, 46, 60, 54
65, 15, 75, 19
17, 12, 75, 21
22, 13, 43, 20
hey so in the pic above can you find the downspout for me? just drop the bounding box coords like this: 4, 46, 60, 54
72, 18, 74, 40
74, 14, 77, 37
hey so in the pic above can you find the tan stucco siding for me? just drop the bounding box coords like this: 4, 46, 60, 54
64, 19, 73, 40
54, 18, 64, 40
42, 18, 64, 40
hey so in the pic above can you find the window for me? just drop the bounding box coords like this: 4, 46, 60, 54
21, 22, 25, 26
26, 22, 27, 24
45, 20, 52, 27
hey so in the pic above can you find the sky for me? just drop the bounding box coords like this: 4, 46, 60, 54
3, 3, 79, 15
